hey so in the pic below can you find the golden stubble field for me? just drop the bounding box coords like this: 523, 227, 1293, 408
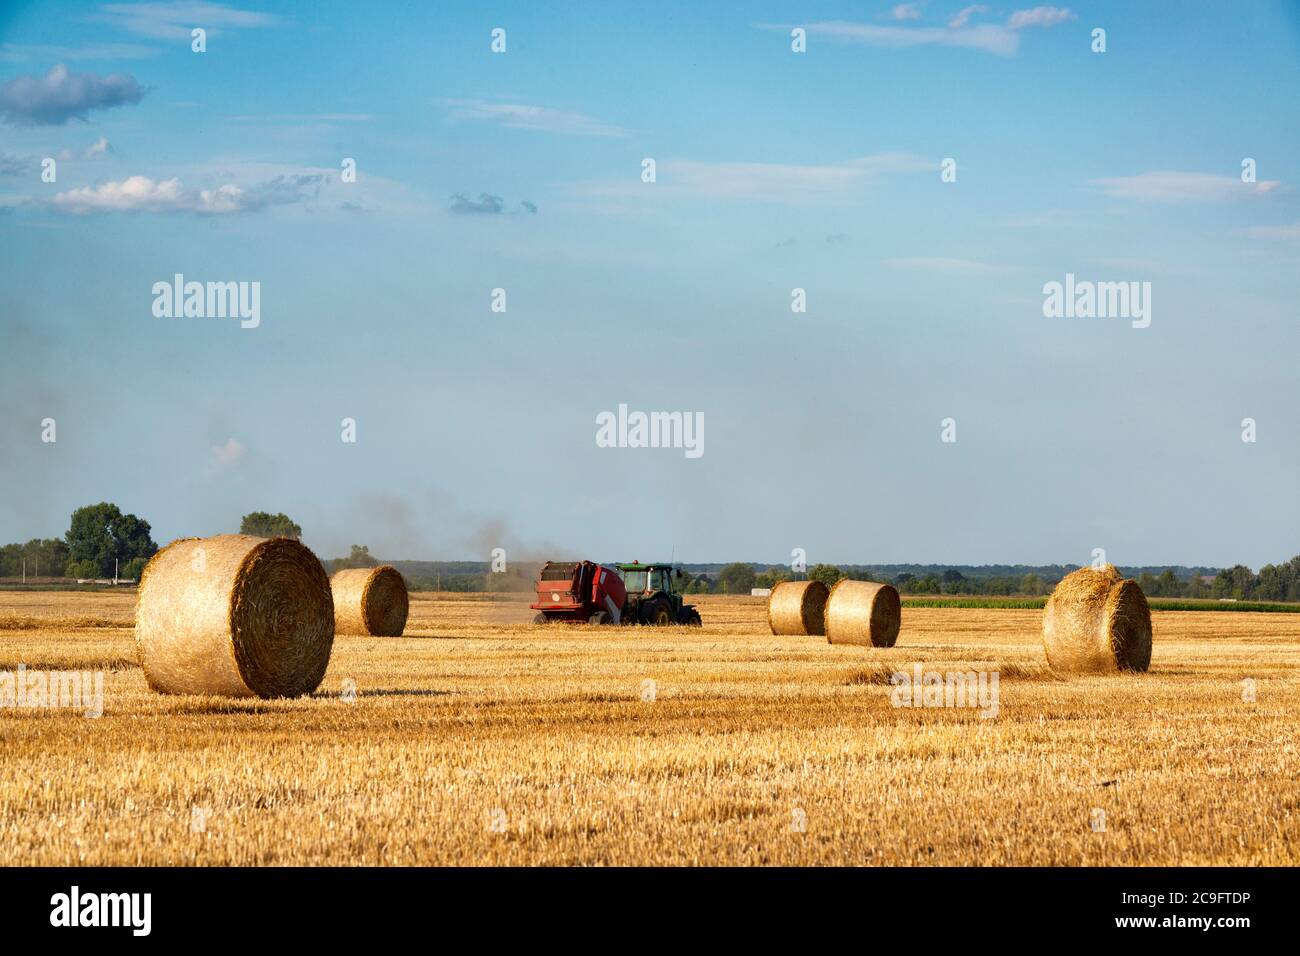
1, 590, 1297, 866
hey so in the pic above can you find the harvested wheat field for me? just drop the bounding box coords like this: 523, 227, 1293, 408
1, 589, 1297, 866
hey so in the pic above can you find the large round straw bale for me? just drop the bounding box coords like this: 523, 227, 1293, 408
134, 535, 334, 698
330, 565, 409, 636
768, 580, 829, 635
1042, 565, 1151, 672
824, 579, 902, 647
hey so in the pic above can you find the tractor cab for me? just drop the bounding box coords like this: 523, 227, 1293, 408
621, 564, 675, 595
616, 562, 701, 626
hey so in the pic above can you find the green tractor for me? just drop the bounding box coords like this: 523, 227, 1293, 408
618, 562, 702, 626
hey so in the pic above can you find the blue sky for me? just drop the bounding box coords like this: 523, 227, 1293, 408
1, 1, 1297, 567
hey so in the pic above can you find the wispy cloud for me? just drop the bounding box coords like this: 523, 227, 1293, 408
0, 42, 158, 61
90, 2, 281, 40
1242, 222, 1300, 240
0, 153, 33, 175
211, 438, 246, 467
449, 192, 537, 216
83, 135, 112, 158
3, 138, 113, 174
56, 136, 115, 161
886, 256, 1012, 275
50, 172, 325, 214
441, 98, 627, 137
761, 6, 1075, 56
580, 152, 933, 204
224, 113, 374, 122
0, 64, 146, 126
948, 5, 989, 29
1006, 5, 1074, 28
891, 4, 923, 21
450, 192, 502, 215
1093, 171, 1281, 202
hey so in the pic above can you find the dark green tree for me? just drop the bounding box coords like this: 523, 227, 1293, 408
910, 574, 940, 594
717, 562, 757, 594
808, 563, 844, 588
754, 567, 791, 589
333, 544, 379, 571
1019, 573, 1045, 596
239, 511, 302, 539
1155, 569, 1178, 597
65, 503, 157, 577
120, 556, 149, 581
66, 559, 103, 580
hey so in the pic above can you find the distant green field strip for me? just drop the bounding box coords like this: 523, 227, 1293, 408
1147, 599, 1300, 613
901, 597, 1300, 612
901, 598, 1047, 609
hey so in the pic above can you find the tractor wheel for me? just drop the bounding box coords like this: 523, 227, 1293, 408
532, 612, 549, 625
589, 611, 611, 625
643, 598, 673, 626
682, 608, 702, 627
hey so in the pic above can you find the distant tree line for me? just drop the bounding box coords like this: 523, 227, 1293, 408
0, 507, 307, 582
0, 502, 158, 580
686, 559, 1300, 601
5, 512, 1297, 603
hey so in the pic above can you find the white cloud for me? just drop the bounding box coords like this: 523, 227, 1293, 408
1006, 6, 1074, 29
948, 5, 988, 28
886, 256, 1011, 275
211, 438, 246, 467
53, 175, 192, 212
55, 136, 114, 161
764, 7, 1073, 56
92, 2, 280, 40
790, 20, 1018, 55
84, 135, 112, 158
1093, 171, 1281, 202
891, 4, 923, 21
441, 99, 627, 137
49, 172, 326, 214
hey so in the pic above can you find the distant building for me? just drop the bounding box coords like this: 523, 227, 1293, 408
751, 588, 772, 597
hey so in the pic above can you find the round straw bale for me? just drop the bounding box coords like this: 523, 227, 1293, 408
134, 534, 334, 698
330, 565, 409, 636
1042, 564, 1151, 673
767, 580, 830, 635
824, 579, 901, 647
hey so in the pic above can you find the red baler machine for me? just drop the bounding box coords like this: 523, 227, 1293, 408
531, 560, 627, 625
